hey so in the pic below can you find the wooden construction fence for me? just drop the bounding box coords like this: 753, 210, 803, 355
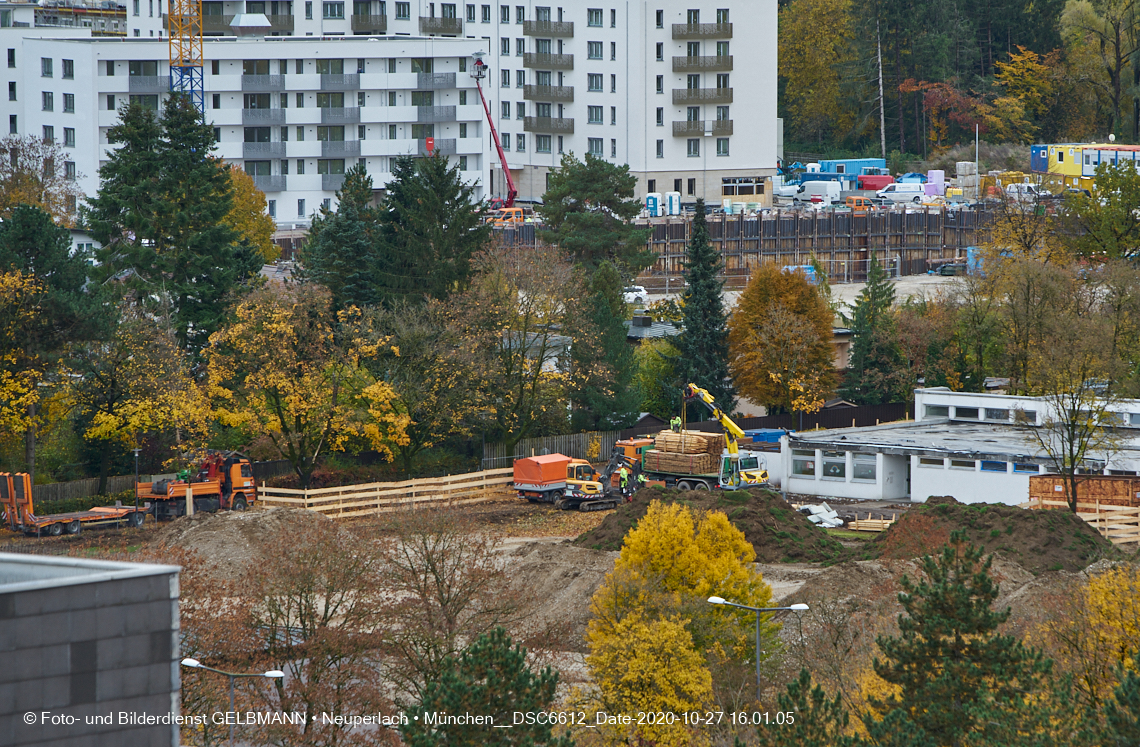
256, 468, 515, 519
1029, 474, 1140, 508
1021, 497, 1140, 545
482, 430, 621, 469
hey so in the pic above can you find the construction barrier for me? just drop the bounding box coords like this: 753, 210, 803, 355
256, 467, 515, 519
1021, 498, 1140, 546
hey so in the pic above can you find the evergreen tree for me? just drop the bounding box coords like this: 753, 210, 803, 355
399, 627, 572, 747
537, 152, 652, 272
377, 154, 490, 306
868, 531, 1053, 747
841, 255, 905, 405
570, 261, 639, 431
676, 199, 735, 414
301, 164, 381, 310
1106, 669, 1140, 745
85, 95, 253, 351
759, 669, 857, 747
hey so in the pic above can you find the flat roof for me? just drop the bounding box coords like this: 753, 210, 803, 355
788, 419, 1140, 462
0, 552, 179, 594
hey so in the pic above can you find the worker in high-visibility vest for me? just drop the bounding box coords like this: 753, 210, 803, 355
635, 471, 647, 496
670, 415, 682, 432
619, 465, 631, 500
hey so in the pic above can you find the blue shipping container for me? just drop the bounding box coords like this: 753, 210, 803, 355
1030, 145, 1048, 173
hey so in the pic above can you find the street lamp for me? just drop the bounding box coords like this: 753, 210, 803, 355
131, 447, 141, 528
707, 597, 809, 705
181, 658, 285, 747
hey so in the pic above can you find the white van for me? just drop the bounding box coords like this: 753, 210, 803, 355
1005, 183, 1045, 203
794, 180, 841, 205
876, 182, 926, 203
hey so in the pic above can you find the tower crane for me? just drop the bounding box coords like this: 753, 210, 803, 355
470, 52, 517, 209
168, 0, 205, 114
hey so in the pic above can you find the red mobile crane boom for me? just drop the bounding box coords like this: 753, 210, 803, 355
471, 52, 517, 209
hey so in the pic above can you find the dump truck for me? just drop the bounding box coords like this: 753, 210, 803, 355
138, 451, 257, 521
1, 472, 148, 536
512, 454, 618, 512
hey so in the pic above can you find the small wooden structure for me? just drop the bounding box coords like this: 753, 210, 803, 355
848, 513, 897, 532
1028, 474, 1140, 509
1021, 497, 1140, 545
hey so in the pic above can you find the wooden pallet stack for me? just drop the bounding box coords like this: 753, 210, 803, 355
654, 430, 725, 455
643, 450, 718, 474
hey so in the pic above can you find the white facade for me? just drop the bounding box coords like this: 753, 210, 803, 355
3, 32, 489, 227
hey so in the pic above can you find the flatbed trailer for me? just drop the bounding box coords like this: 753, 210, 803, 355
1, 472, 147, 536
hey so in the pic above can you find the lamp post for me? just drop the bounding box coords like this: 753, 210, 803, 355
707, 596, 808, 705
181, 658, 285, 747
131, 447, 141, 527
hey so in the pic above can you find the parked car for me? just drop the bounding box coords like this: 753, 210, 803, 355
623, 286, 649, 305
876, 182, 926, 204
939, 263, 968, 276
1004, 183, 1046, 203
845, 196, 875, 215
794, 180, 842, 205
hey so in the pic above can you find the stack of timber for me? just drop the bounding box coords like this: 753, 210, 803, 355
643, 449, 718, 474
654, 430, 725, 455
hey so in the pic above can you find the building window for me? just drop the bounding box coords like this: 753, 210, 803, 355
317, 159, 346, 174
64, 127, 75, 147
211, 93, 220, 109
41, 57, 52, 77
501, 101, 509, 118
981, 461, 1008, 473
6, 82, 12, 101
610, 138, 616, 157
502, 37, 510, 54
42, 91, 53, 111
389, 124, 397, 139
1014, 409, 1037, 424
587, 105, 602, 123
281, 126, 288, 141
107, 94, 116, 110
647, 179, 655, 192
502, 133, 509, 150
305, 0, 313, 17
298, 198, 306, 216
588, 137, 603, 156
501, 69, 510, 87
687, 177, 695, 194
588, 41, 602, 59
587, 7, 601, 26
852, 454, 876, 481
985, 408, 1009, 421
466, 3, 475, 21
610, 7, 615, 26
514, 4, 523, 22
62, 59, 73, 79
63, 93, 74, 112
482, 3, 490, 21
557, 135, 563, 153
297, 126, 305, 140
717, 72, 729, 88
655, 8, 663, 27
687, 138, 699, 157
1013, 463, 1040, 474
588, 73, 602, 91
133, 0, 139, 13
822, 451, 846, 479
459, 90, 467, 105
674, 178, 682, 192
610, 106, 616, 124
954, 407, 979, 420
501, 4, 509, 22
42, 125, 54, 142
716, 137, 728, 156
358, 91, 366, 106
656, 75, 663, 93
792, 449, 816, 477
388, 91, 397, 105
655, 107, 663, 126
611, 41, 617, 60
516, 133, 525, 151
7, 49, 15, 68
924, 405, 949, 419
516, 69, 525, 87
516, 102, 525, 118
296, 92, 305, 107
656, 139, 663, 158
267, 199, 276, 218
8, 115, 15, 134
516, 38, 525, 55
950, 459, 976, 470
459, 122, 468, 138
656, 42, 663, 61
717, 8, 729, 23
536, 134, 551, 153
459, 155, 468, 169
918, 458, 944, 468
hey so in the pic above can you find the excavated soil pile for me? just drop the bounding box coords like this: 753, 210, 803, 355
506, 541, 618, 651
864, 496, 1115, 574
156, 507, 334, 582
573, 487, 849, 563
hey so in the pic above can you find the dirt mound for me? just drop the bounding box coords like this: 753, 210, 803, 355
573, 487, 848, 564
864, 500, 1115, 574
156, 507, 333, 582
506, 541, 617, 651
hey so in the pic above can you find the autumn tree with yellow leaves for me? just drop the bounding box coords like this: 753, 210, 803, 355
0, 135, 85, 227
207, 286, 408, 488
223, 164, 279, 264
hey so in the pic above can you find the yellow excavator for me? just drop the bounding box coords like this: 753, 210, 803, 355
682, 383, 770, 489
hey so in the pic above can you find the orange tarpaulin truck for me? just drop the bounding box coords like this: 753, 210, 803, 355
137, 452, 257, 521
512, 454, 617, 512
1, 472, 147, 536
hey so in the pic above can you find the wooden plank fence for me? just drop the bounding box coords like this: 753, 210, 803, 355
482, 431, 621, 469
1021, 498, 1140, 545
257, 467, 515, 519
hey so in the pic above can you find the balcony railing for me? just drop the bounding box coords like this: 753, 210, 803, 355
671, 22, 733, 39
267, 13, 294, 32
320, 140, 362, 157
320, 106, 361, 123
200, 14, 234, 33
242, 74, 286, 91
522, 19, 574, 36
672, 120, 733, 137
522, 52, 574, 70
322, 173, 346, 192
523, 84, 574, 102
672, 88, 733, 105
242, 108, 287, 124
417, 72, 456, 89
252, 174, 287, 192
417, 105, 456, 123
350, 13, 386, 31
418, 16, 462, 34
418, 138, 457, 156
523, 116, 574, 134
672, 55, 733, 72
320, 73, 360, 90
128, 75, 167, 92
243, 142, 287, 158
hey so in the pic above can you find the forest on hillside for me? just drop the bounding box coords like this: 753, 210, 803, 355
778, 0, 1136, 160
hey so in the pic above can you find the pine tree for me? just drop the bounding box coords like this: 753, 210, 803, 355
676, 199, 735, 414
759, 669, 856, 747
841, 255, 905, 405
399, 627, 572, 747
1106, 669, 1140, 745
868, 530, 1053, 747
301, 164, 381, 310
571, 261, 639, 431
